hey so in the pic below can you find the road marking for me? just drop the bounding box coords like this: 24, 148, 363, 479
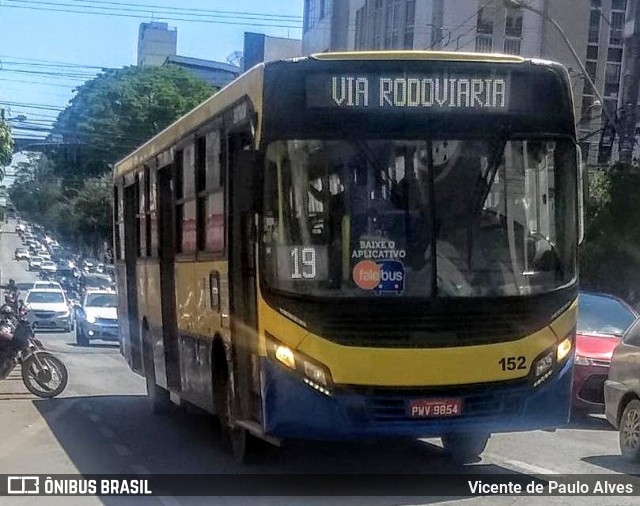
484, 452, 558, 475
99, 427, 115, 438
113, 444, 132, 457
0, 399, 77, 461
88, 413, 101, 423
130, 464, 151, 476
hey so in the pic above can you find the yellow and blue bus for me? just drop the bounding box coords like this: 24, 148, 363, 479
114, 51, 581, 462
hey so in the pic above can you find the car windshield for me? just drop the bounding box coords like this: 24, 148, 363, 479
31, 257, 43, 262
578, 293, 637, 337
27, 292, 65, 304
85, 294, 117, 308
42, 262, 55, 267
262, 138, 577, 298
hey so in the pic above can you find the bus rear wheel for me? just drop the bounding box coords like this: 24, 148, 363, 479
442, 432, 490, 464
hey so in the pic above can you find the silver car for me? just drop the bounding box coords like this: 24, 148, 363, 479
25, 289, 73, 332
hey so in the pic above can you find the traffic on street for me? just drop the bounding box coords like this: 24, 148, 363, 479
0, 219, 639, 505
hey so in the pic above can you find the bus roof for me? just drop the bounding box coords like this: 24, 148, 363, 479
113, 51, 537, 179
312, 50, 525, 64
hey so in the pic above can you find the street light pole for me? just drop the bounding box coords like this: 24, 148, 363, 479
504, 0, 619, 132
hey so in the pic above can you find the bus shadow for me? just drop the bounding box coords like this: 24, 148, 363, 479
28, 395, 538, 505
567, 413, 613, 431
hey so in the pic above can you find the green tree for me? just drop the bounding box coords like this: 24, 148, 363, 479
580, 162, 640, 306
0, 121, 14, 177
51, 65, 215, 180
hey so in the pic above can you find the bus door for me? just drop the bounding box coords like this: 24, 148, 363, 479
228, 129, 261, 423
157, 164, 181, 392
123, 182, 142, 373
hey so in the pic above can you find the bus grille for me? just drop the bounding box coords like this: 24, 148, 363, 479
319, 311, 540, 347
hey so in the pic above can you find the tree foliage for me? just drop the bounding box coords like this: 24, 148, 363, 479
10, 65, 215, 255
51, 65, 215, 180
0, 121, 14, 172
580, 162, 640, 306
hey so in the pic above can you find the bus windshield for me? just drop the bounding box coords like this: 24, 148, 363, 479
262, 138, 576, 298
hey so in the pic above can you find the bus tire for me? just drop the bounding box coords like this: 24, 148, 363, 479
213, 361, 250, 464
442, 432, 490, 464
143, 328, 170, 415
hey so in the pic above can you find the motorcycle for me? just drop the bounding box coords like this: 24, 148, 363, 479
0, 296, 68, 398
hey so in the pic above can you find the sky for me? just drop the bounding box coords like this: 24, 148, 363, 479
0, 0, 303, 182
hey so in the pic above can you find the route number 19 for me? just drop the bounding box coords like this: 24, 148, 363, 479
291, 247, 317, 279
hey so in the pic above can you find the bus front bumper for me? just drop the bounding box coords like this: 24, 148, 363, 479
261, 357, 573, 440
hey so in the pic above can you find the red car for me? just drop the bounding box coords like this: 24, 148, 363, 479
573, 292, 638, 413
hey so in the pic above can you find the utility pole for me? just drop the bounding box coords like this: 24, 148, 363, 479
619, 0, 640, 162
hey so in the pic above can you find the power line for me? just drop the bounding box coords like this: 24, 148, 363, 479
66, 0, 302, 20
2, 1, 303, 29
0, 77, 79, 89
0, 54, 113, 69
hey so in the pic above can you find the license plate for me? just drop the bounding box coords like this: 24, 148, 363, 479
407, 398, 463, 418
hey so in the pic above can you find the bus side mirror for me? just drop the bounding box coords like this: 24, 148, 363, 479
577, 145, 585, 245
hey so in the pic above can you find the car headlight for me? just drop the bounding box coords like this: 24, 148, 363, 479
85, 314, 96, 323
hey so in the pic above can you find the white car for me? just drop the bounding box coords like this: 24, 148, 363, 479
39, 261, 57, 275
76, 290, 119, 345
28, 256, 44, 271
40, 252, 52, 261
15, 247, 30, 260
25, 289, 73, 332
33, 281, 64, 291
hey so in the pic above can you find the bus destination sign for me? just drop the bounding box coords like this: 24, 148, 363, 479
306, 73, 510, 111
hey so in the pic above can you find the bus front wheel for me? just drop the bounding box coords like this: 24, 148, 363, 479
442, 432, 490, 464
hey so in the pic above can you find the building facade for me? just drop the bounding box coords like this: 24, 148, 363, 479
136, 22, 241, 89
579, 0, 627, 165
164, 55, 240, 89
243, 33, 302, 71
137, 22, 177, 66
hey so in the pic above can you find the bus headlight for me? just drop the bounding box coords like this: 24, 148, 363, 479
533, 351, 553, 378
274, 345, 296, 370
304, 361, 327, 386
266, 333, 333, 395
556, 336, 573, 362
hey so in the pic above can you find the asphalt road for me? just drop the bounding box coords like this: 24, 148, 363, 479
0, 221, 639, 506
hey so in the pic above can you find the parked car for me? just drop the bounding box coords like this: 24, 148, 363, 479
605, 319, 640, 462
573, 292, 638, 413
25, 289, 73, 332
28, 256, 44, 271
14, 247, 30, 260
75, 289, 118, 346
40, 252, 52, 261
